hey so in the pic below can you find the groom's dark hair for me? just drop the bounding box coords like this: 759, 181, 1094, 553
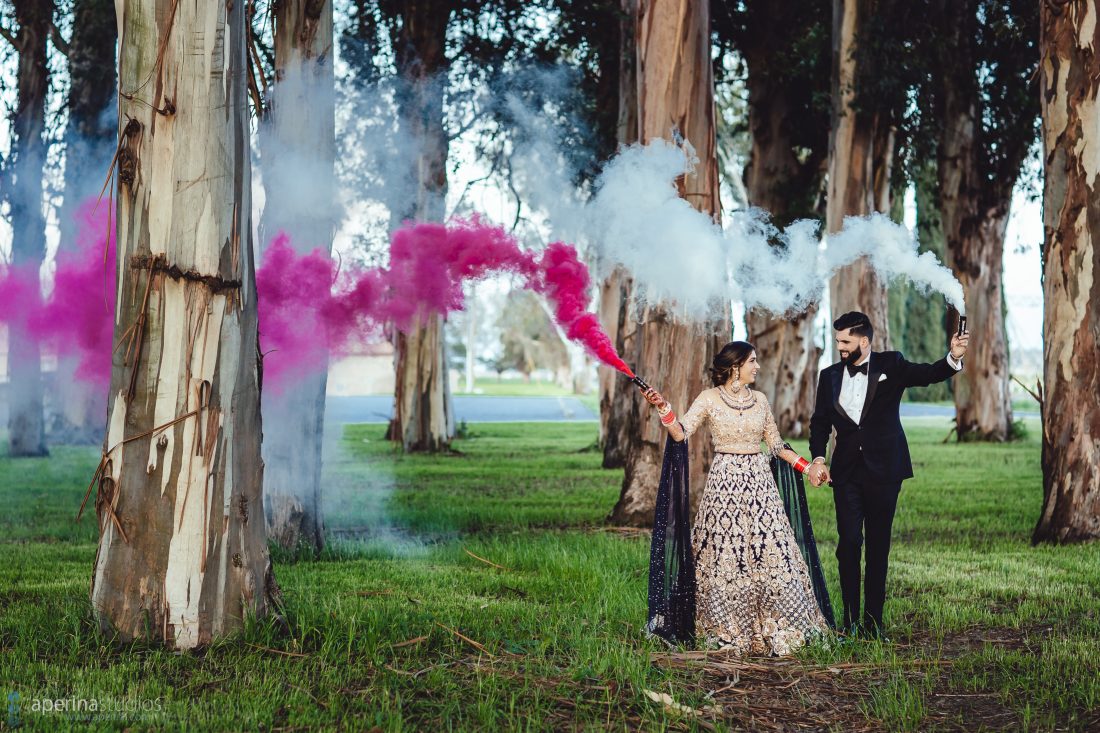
833, 311, 874, 343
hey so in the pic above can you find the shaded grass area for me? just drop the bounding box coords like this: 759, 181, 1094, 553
1, 418, 1098, 730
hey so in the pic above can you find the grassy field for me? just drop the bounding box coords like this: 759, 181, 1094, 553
1, 417, 1098, 731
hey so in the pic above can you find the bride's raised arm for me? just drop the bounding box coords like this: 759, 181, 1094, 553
641, 387, 709, 443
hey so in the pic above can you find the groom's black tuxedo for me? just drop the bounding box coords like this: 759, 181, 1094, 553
809, 351, 959, 633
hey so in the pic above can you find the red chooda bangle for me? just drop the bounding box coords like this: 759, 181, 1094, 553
660, 410, 677, 425
793, 456, 810, 474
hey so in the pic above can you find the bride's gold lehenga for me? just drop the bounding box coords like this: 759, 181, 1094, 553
679, 387, 829, 655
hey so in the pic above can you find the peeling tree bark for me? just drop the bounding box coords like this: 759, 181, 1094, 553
259, 0, 335, 554
5, 0, 51, 458
827, 0, 893, 348
384, 0, 455, 453
91, 0, 275, 648
1033, 0, 1100, 543
608, 0, 728, 526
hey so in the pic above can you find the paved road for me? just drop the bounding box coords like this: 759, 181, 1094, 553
325, 395, 1039, 424
325, 395, 599, 424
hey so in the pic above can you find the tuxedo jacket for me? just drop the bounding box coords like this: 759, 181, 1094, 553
808, 351, 958, 485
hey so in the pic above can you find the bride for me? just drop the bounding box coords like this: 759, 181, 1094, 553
642, 341, 830, 655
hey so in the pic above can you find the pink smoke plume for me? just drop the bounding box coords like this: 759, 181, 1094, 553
0, 199, 116, 387
2, 202, 631, 393
531, 242, 634, 377
255, 219, 633, 390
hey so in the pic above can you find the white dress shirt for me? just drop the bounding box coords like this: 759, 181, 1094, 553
838, 352, 872, 424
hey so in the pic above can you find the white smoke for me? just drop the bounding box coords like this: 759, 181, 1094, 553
587, 140, 966, 318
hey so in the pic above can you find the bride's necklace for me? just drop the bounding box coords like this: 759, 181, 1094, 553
717, 383, 756, 412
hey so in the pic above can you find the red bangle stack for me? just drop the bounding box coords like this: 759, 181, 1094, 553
793, 456, 810, 474
660, 410, 677, 426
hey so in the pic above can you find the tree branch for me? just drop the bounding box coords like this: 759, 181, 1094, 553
0, 22, 18, 51
50, 22, 69, 57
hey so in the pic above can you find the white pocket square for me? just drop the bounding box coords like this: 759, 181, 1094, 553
878, 373, 888, 382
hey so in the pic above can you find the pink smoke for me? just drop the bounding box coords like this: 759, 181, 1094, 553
2, 201, 631, 394
0, 199, 116, 388
35, 200, 116, 385
255, 219, 633, 390
531, 242, 634, 377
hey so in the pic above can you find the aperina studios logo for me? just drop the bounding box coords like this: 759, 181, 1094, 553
3, 692, 163, 724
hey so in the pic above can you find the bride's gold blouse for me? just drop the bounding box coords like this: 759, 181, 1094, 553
679, 388, 785, 455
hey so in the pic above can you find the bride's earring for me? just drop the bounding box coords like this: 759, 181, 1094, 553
730, 374, 742, 393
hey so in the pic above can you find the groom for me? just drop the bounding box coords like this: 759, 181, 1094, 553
806, 311, 969, 638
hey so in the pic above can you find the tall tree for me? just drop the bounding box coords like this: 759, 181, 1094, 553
60, 0, 116, 244
826, 0, 901, 347
712, 0, 831, 437
345, 0, 551, 452
597, 0, 639, 469
259, 0, 335, 554
608, 0, 727, 526
384, 0, 455, 452
90, 0, 276, 647
1033, 0, 1100, 544
54, 0, 117, 445
1, 0, 51, 457
928, 0, 1037, 441
344, 0, 455, 452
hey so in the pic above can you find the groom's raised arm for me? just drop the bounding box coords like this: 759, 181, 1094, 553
809, 369, 832, 461
895, 352, 960, 388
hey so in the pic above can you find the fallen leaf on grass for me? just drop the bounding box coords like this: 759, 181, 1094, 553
643, 689, 724, 718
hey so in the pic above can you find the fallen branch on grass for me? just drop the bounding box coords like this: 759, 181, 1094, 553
389, 635, 430, 649
246, 643, 309, 658
463, 547, 511, 571
435, 621, 495, 657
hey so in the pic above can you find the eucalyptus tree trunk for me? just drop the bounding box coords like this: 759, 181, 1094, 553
599, 0, 639, 468
384, 1, 455, 453
55, 0, 117, 445
90, 0, 275, 648
260, 0, 335, 554
608, 0, 727, 526
1033, 0, 1100, 544
5, 0, 50, 457
826, 0, 892, 348
932, 0, 1016, 441
740, 8, 828, 438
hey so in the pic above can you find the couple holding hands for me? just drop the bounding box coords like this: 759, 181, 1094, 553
641, 311, 970, 654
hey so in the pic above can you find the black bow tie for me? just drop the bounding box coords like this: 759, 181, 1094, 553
846, 361, 868, 377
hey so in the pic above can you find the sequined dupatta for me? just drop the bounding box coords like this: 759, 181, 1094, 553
771, 447, 836, 628
645, 436, 696, 645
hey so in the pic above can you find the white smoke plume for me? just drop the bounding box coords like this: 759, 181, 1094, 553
587, 140, 966, 318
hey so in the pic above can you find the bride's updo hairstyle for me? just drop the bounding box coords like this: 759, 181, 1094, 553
710, 341, 755, 387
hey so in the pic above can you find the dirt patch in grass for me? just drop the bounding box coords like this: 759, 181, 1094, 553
646, 625, 1071, 732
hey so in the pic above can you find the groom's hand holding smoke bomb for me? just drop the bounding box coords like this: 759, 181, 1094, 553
951, 315, 970, 361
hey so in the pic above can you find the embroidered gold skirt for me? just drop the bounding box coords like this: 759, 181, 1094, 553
692, 452, 829, 655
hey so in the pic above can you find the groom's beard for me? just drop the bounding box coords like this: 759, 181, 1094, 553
842, 346, 863, 365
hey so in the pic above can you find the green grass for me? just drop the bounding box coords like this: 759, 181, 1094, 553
1, 417, 1098, 731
